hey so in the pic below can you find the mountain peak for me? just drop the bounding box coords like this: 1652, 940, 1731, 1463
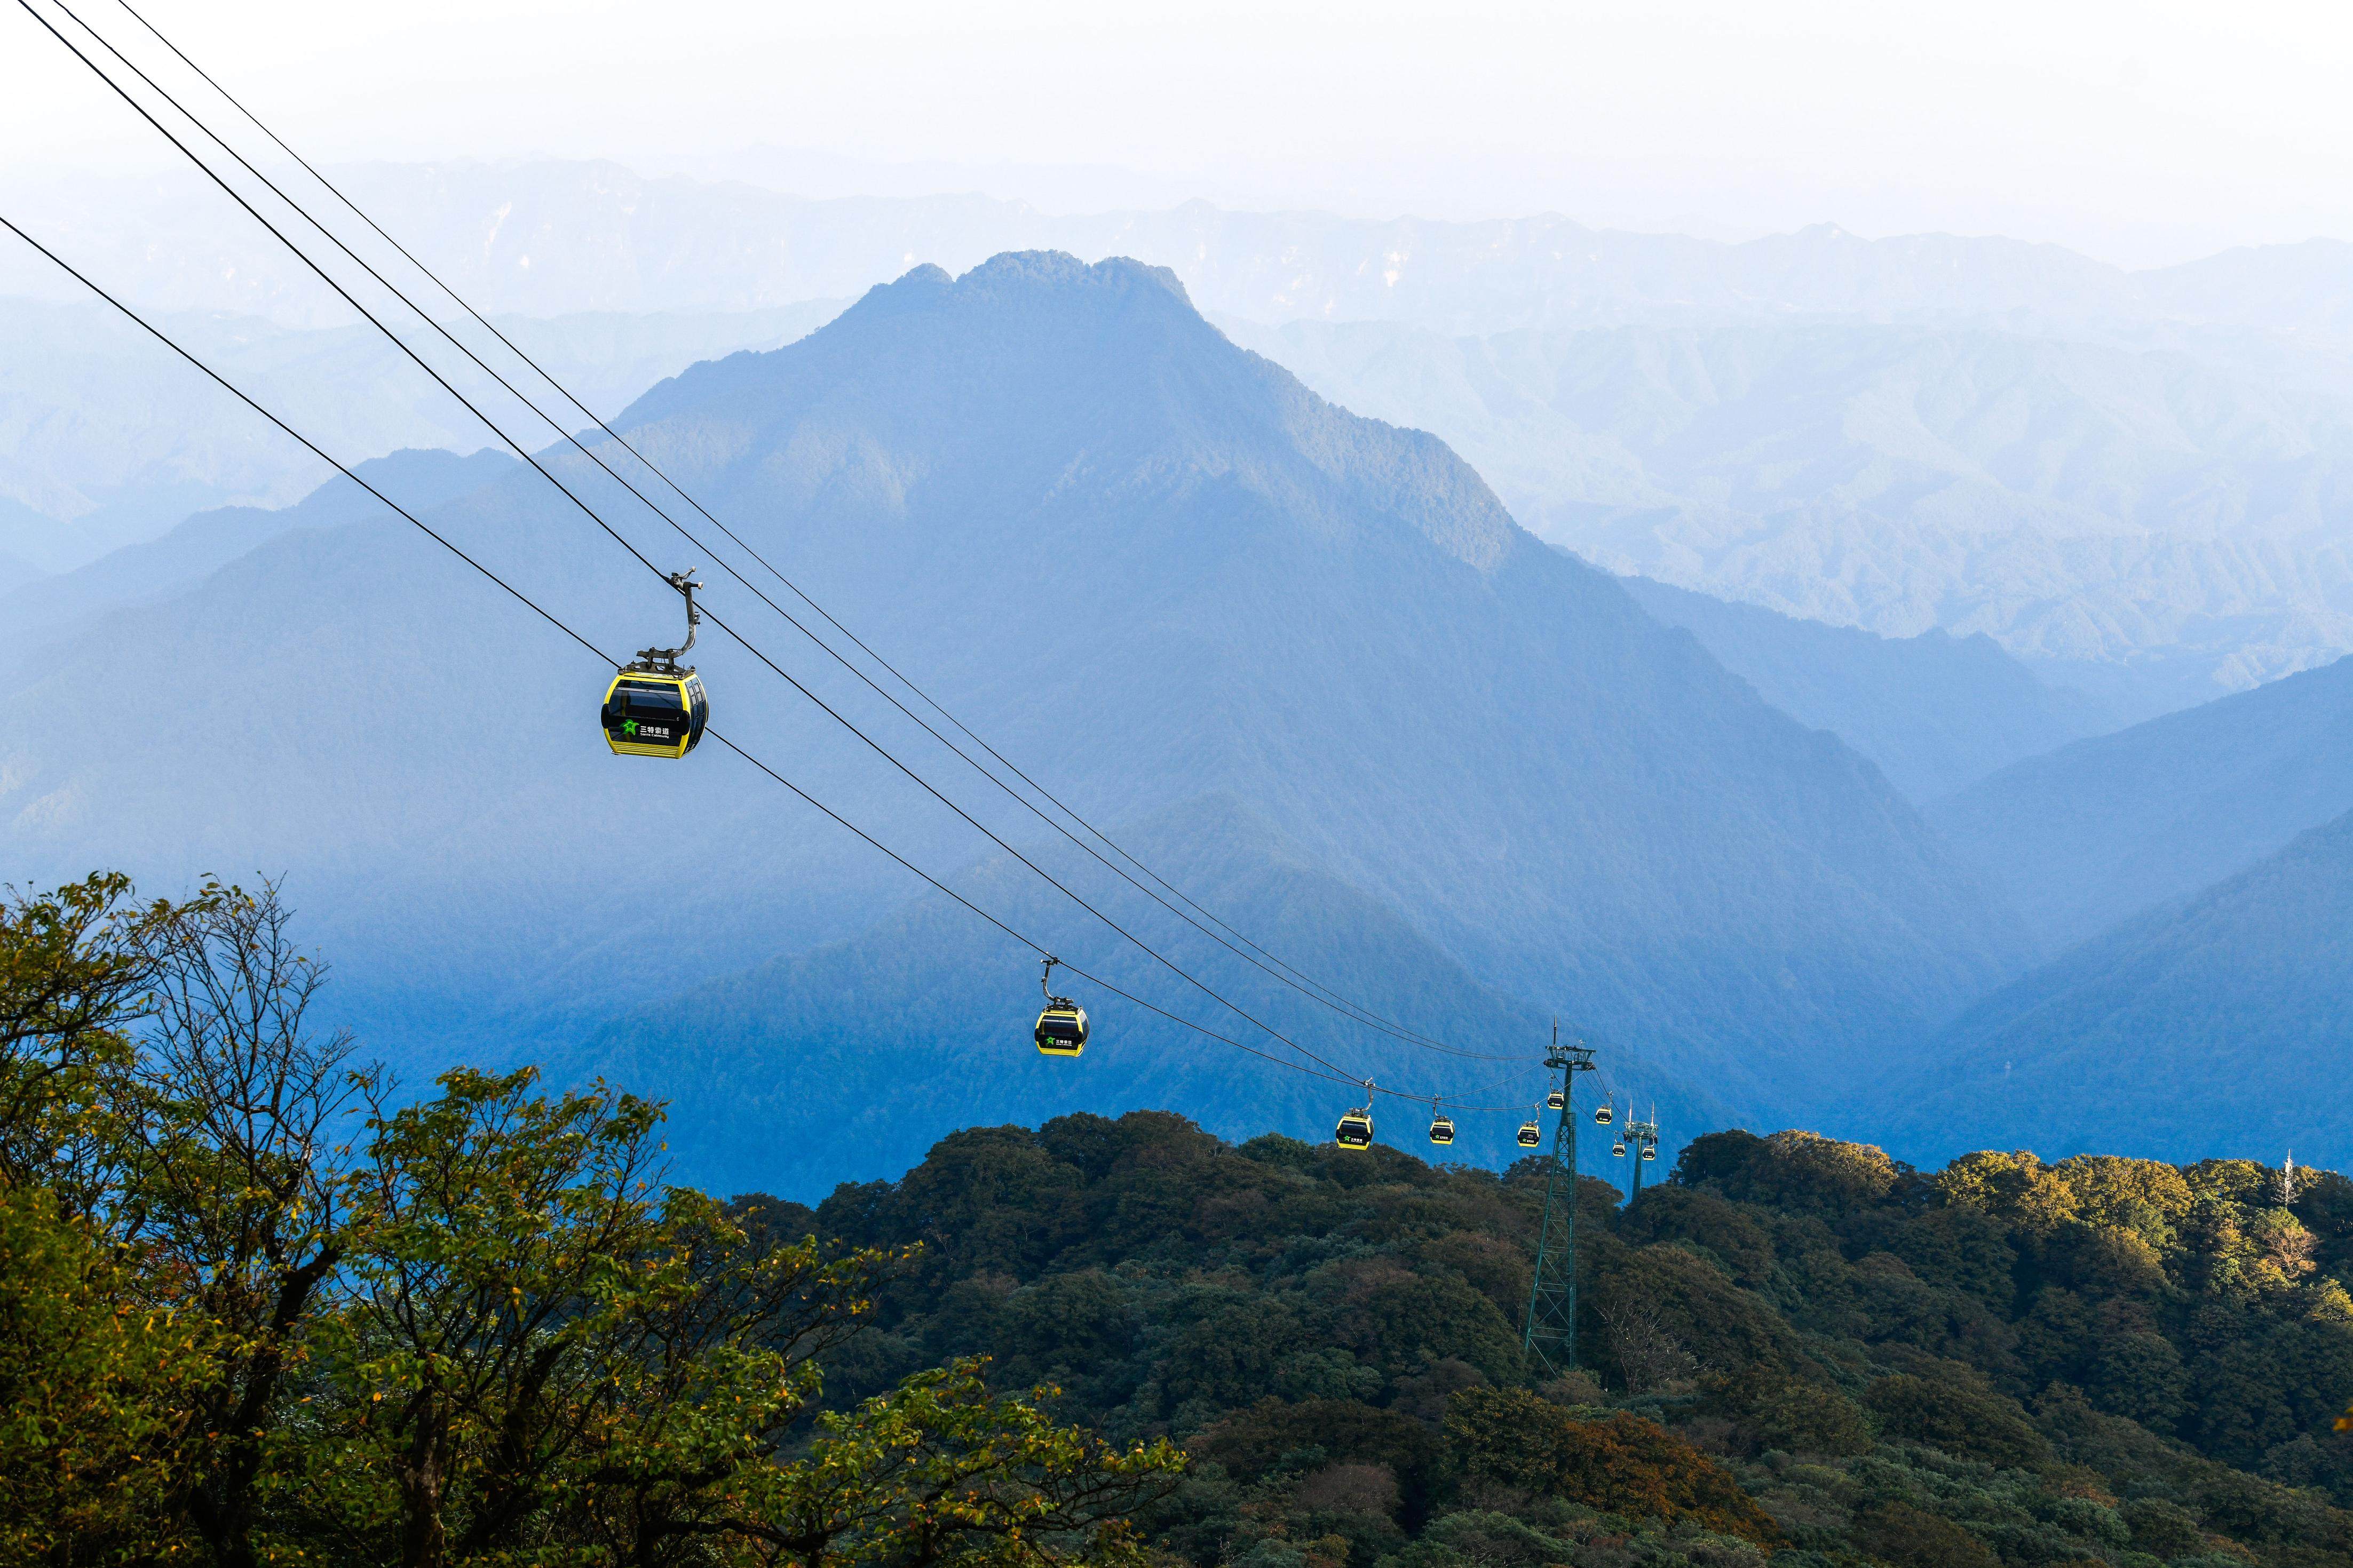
622, 248, 1519, 572
853, 251, 1193, 320
954, 249, 1191, 303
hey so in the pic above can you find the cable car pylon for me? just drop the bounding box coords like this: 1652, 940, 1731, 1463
1625, 1108, 1662, 1199
1522, 1020, 1596, 1376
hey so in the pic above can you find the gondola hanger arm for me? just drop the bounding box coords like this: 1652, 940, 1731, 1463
636, 569, 702, 667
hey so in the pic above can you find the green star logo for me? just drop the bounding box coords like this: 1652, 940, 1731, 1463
623, 719, 638, 737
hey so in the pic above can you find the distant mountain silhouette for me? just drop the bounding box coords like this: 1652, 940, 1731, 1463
19, 161, 2353, 694
1928, 655, 2353, 951
1887, 807, 2353, 1168
1221, 315, 2353, 715
0, 521, 45, 595
1616, 575, 2109, 801
0, 295, 841, 569
27, 160, 2353, 340
1, 251, 2027, 1187
3, 449, 515, 640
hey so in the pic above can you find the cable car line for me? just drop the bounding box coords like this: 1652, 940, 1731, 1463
27, 0, 1543, 1097
66, 0, 1527, 1069
19, 1, 1468, 1093
0, 208, 1544, 1121
708, 731, 1486, 1102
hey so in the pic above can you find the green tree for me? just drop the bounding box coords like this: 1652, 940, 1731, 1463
1851, 1502, 1998, 1568
1586, 1243, 1791, 1386
298, 1066, 1183, 1566
129, 881, 367, 1567
0, 1179, 209, 1561
2085, 1330, 2190, 1431
2048, 1155, 2193, 1244
1614, 1187, 1776, 1289
1675, 1129, 1902, 1217
0, 872, 182, 1205
651, 1359, 1180, 1568
0, 873, 280, 1562
1869, 1205, 2019, 1307
1935, 1150, 2080, 1236
0, 877, 1188, 1568
304, 1065, 872, 1562
1333, 1272, 1520, 1387
1444, 1386, 1779, 1544
1192, 1398, 1443, 1521
1860, 1372, 2050, 1468
1703, 1368, 1874, 1456
1153, 1291, 1310, 1415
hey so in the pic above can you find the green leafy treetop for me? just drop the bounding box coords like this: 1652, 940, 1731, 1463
0, 875, 1182, 1567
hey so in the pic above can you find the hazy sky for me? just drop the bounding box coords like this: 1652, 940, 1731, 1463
5, 0, 2352, 267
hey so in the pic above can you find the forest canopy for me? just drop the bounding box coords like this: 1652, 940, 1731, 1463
7, 872, 2352, 1568
795, 1113, 2353, 1568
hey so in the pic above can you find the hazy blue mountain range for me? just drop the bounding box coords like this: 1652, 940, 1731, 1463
0, 528, 44, 595
1616, 575, 2110, 802
0, 251, 2030, 1187
23, 160, 2353, 343
1221, 314, 2353, 716
20, 158, 2353, 698
1887, 806, 2353, 1168
1927, 654, 2353, 952
1, 448, 515, 639
0, 294, 841, 569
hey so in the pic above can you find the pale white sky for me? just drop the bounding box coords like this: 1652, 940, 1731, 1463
4, 0, 2352, 267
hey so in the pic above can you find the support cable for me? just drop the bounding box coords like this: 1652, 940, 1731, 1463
80, 0, 1529, 1065
0, 207, 1539, 1117
17, 0, 1480, 1092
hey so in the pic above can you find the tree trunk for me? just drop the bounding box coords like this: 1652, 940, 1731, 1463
400, 1418, 449, 1568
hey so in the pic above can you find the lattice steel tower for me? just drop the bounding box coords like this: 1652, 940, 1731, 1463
1625, 1111, 1661, 1199
1521, 1023, 1595, 1374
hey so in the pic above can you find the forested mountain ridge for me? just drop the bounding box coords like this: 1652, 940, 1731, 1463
1218, 314, 2353, 720
551, 792, 1737, 1200
782, 1106, 2353, 1568
22, 160, 2353, 708
1214, 315, 2353, 719
0, 873, 1186, 1564
15, 869, 2348, 1567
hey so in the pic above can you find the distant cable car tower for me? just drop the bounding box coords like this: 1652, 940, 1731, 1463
1625, 1109, 1662, 1200
1522, 1021, 1595, 1376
